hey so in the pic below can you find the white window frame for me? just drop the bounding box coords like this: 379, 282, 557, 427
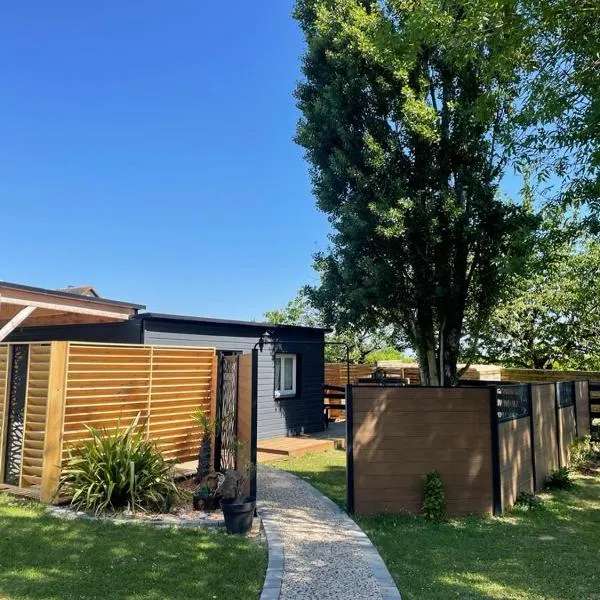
275, 353, 297, 398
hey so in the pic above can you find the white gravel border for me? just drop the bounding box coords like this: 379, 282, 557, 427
258, 466, 401, 600
46, 504, 225, 528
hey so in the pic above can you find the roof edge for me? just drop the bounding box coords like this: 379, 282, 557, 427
0, 280, 145, 311
136, 312, 332, 332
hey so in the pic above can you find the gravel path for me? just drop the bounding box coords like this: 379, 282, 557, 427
258, 466, 401, 600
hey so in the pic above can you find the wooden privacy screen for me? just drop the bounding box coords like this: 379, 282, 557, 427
236, 353, 253, 496
351, 386, 494, 516
497, 416, 534, 511
0, 341, 217, 502
531, 384, 559, 491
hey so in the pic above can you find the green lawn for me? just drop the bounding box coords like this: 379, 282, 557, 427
271, 449, 600, 600
0, 495, 266, 600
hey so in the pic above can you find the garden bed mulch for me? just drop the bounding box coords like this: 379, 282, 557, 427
48, 476, 227, 530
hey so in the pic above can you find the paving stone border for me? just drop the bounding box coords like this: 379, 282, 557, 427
258, 505, 285, 600
46, 504, 225, 529
258, 466, 402, 600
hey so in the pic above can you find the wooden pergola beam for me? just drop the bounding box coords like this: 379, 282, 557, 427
0, 306, 37, 342
0, 296, 132, 322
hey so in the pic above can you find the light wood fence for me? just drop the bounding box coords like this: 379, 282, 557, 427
0, 341, 217, 502
349, 380, 590, 517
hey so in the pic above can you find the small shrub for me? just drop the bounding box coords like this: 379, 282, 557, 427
570, 435, 600, 471
59, 417, 179, 514
546, 466, 573, 490
514, 491, 544, 511
422, 469, 446, 522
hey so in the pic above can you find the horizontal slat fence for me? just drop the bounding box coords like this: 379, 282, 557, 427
349, 380, 591, 517
0, 341, 218, 503
62, 343, 216, 463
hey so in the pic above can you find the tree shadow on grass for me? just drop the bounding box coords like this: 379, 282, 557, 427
358, 475, 600, 600
0, 498, 266, 600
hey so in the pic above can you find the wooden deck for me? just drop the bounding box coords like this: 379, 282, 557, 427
257, 422, 346, 462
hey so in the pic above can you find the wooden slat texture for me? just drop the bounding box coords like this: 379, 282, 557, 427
352, 386, 493, 517
498, 417, 534, 511
62, 343, 216, 465
236, 354, 253, 495
558, 405, 577, 467
0, 346, 8, 480
531, 384, 558, 491
21, 344, 51, 488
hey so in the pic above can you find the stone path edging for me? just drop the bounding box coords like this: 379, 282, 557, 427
258, 506, 285, 600
258, 466, 402, 600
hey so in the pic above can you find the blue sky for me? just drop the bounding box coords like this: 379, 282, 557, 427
1, 2, 526, 321
0, 1, 330, 319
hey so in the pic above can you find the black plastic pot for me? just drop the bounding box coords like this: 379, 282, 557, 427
220, 496, 256, 534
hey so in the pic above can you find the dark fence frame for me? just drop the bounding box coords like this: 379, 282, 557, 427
346, 380, 589, 516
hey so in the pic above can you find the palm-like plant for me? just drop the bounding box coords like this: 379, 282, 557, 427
59, 416, 178, 514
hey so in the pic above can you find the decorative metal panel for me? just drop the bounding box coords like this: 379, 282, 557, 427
496, 384, 530, 422
3, 345, 29, 485
217, 354, 239, 472
556, 381, 575, 408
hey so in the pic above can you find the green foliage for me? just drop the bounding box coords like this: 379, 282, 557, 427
570, 436, 599, 471
192, 408, 216, 481
517, 1, 600, 219
422, 469, 446, 522
295, 0, 536, 385
264, 289, 400, 363
514, 491, 544, 511
364, 347, 415, 365
546, 467, 573, 490
467, 203, 600, 369
59, 418, 178, 514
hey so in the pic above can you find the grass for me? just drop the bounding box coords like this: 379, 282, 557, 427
271, 449, 600, 600
0, 494, 267, 600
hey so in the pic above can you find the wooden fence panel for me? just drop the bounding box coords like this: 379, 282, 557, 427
62, 343, 216, 464
531, 384, 558, 491
558, 405, 577, 467
574, 380, 590, 436
237, 354, 253, 495
498, 417, 534, 510
352, 386, 493, 516
21, 344, 51, 488
149, 346, 214, 461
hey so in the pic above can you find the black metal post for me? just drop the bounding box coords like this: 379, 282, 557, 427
489, 386, 502, 515
250, 349, 259, 500
345, 384, 355, 514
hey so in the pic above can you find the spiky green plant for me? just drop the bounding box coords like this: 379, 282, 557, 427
59, 417, 179, 514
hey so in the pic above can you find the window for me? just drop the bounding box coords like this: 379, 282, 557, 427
275, 354, 297, 398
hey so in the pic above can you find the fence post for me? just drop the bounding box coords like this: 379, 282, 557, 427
528, 384, 537, 491
554, 383, 562, 468
250, 349, 258, 500
572, 381, 578, 438
40, 341, 68, 504
345, 384, 355, 514
489, 386, 502, 515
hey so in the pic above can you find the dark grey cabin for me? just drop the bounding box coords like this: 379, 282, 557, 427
9, 313, 328, 441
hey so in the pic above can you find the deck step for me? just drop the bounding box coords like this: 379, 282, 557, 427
257, 437, 338, 462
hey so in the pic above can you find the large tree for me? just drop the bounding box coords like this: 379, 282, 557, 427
294, 0, 535, 385
518, 0, 600, 216
264, 290, 400, 362
469, 208, 600, 370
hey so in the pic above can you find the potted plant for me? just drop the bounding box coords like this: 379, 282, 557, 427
219, 465, 256, 534
192, 471, 225, 511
